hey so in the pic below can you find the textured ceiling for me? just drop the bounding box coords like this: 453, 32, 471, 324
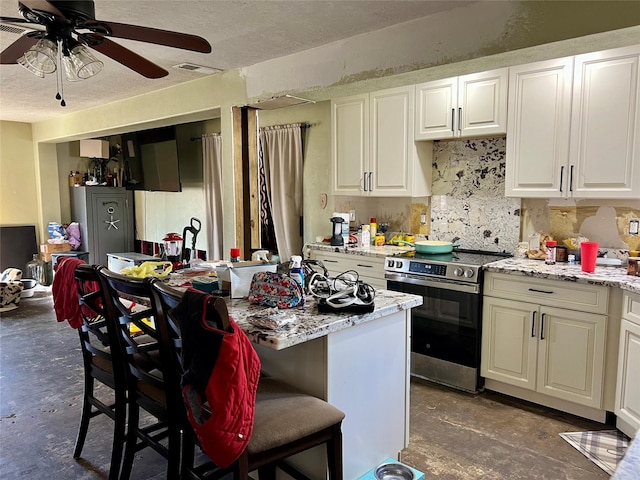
0, 0, 474, 123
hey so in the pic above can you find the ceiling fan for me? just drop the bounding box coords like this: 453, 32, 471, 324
0, 0, 212, 105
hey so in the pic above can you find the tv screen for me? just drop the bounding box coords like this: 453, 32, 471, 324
122, 126, 182, 192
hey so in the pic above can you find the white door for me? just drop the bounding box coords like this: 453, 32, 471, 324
331, 94, 369, 195
505, 57, 574, 197
536, 306, 606, 408
616, 319, 640, 435
458, 68, 508, 137
569, 45, 640, 198
370, 86, 414, 196
481, 297, 538, 391
414, 77, 457, 140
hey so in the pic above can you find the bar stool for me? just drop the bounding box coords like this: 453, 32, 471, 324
149, 280, 346, 480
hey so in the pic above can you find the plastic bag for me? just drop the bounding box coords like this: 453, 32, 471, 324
119, 261, 173, 278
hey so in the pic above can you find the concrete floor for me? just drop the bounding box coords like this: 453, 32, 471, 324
0, 288, 613, 479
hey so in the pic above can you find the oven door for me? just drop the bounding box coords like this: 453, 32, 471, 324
386, 274, 481, 368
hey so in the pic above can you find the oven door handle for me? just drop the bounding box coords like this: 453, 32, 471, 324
385, 272, 479, 294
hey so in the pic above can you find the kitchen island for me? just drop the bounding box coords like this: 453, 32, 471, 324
227, 289, 422, 480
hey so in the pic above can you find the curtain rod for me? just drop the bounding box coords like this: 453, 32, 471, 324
190, 133, 221, 141
259, 122, 312, 131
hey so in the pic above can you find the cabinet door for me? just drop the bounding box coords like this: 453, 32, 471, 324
331, 94, 369, 195
370, 86, 414, 196
505, 57, 574, 197
414, 77, 456, 140
481, 297, 538, 391
536, 306, 606, 408
569, 46, 640, 198
615, 319, 640, 435
458, 68, 508, 138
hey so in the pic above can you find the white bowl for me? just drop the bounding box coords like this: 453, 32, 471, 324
20, 279, 37, 298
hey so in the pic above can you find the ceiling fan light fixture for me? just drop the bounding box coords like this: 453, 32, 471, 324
17, 54, 45, 77
23, 38, 57, 75
67, 44, 103, 79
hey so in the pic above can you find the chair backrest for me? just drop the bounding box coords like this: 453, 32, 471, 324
74, 264, 126, 390
146, 280, 188, 419
98, 268, 165, 414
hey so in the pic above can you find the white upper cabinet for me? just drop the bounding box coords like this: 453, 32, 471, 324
331, 94, 369, 196
506, 45, 640, 198
332, 86, 431, 197
570, 47, 640, 198
505, 57, 574, 197
415, 68, 508, 140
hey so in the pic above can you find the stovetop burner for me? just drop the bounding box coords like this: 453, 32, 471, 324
392, 248, 512, 266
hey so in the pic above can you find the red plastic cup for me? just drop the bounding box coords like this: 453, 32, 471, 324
580, 242, 599, 273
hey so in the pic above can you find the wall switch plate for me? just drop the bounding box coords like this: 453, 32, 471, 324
349, 210, 356, 222
630, 218, 639, 235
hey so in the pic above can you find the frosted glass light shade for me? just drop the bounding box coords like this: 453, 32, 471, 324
64, 45, 103, 81
22, 38, 57, 74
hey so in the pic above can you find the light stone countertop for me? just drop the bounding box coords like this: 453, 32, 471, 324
484, 257, 640, 295
304, 242, 413, 258
227, 289, 422, 351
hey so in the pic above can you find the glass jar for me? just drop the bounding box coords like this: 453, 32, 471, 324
26, 254, 43, 284
545, 240, 557, 265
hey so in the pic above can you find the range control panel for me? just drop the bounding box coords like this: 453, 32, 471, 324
384, 257, 481, 283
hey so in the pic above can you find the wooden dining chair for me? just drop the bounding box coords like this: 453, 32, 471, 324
98, 268, 181, 480
149, 280, 346, 480
72, 263, 128, 480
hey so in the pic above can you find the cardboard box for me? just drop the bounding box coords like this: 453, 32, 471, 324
216, 262, 277, 299
40, 242, 71, 262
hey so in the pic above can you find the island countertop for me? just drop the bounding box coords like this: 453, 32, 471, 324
484, 257, 640, 295
227, 289, 422, 350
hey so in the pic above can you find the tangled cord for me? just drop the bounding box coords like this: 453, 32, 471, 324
307, 269, 376, 309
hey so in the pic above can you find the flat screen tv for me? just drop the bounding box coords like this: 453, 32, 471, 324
122, 126, 182, 192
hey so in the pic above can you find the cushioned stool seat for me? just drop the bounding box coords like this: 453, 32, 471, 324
0, 268, 24, 312
249, 377, 345, 454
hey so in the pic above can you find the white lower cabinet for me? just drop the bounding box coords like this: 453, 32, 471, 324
481, 272, 612, 421
482, 297, 606, 408
307, 250, 387, 291
615, 291, 640, 438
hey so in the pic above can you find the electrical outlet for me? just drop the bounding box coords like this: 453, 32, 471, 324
630, 218, 639, 236
349, 210, 356, 222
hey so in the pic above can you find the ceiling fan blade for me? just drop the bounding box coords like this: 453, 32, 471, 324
79, 34, 168, 79
0, 34, 38, 64
19, 0, 66, 20
82, 20, 211, 53
0, 16, 32, 24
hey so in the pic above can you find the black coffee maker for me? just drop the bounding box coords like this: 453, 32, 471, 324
330, 217, 344, 246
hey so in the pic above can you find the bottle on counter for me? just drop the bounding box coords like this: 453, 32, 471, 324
290, 255, 305, 291
230, 248, 241, 262
360, 224, 371, 249
545, 240, 557, 265
369, 218, 377, 245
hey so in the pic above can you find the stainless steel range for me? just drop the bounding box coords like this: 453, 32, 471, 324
384, 249, 511, 393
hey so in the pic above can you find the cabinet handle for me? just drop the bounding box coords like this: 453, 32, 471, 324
458, 107, 462, 134
369, 171, 373, 192
323, 259, 339, 263
531, 311, 536, 337
363, 172, 368, 192
528, 288, 554, 294
451, 108, 455, 134
559, 166, 564, 193
540, 313, 546, 340
356, 263, 373, 268
569, 165, 574, 192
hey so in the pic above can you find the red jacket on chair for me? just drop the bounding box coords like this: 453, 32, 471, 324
169, 289, 261, 468
52, 257, 96, 329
